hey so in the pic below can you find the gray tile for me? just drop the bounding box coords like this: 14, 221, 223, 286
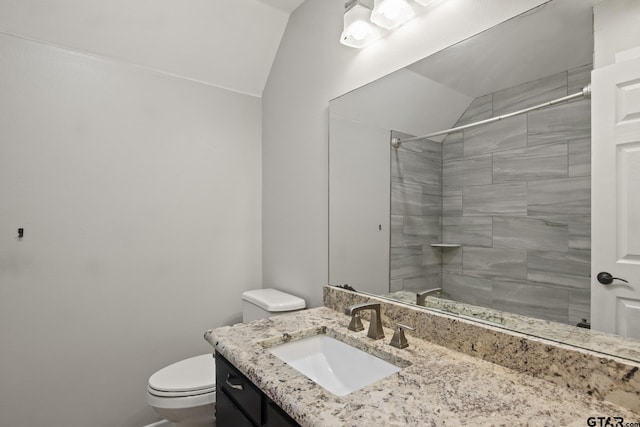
398, 138, 442, 157
443, 154, 492, 188
528, 100, 591, 146
569, 289, 591, 326
569, 137, 591, 177
442, 273, 493, 306
391, 147, 441, 185
423, 244, 443, 269
403, 216, 440, 246
442, 132, 463, 160
463, 115, 527, 157
527, 250, 590, 289
493, 71, 567, 116
493, 216, 568, 251
391, 182, 422, 215
391, 151, 402, 183
455, 94, 492, 126
403, 274, 442, 291
442, 246, 463, 274
443, 188, 462, 216
442, 217, 493, 247
422, 184, 442, 217
390, 215, 404, 247
463, 247, 527, 281
493, 142, 568, 182
527, 177, 591, 216
492, 280, 569, 324
463, 182, 527, 216
390, 278, 403, 292
390, 246, 424, 280
568, 64, 592, 98
569, 216, 591, 251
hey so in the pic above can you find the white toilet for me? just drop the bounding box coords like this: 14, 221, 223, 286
146, 289, 306, 427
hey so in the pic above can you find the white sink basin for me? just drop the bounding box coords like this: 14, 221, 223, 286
267, 335, 401, 396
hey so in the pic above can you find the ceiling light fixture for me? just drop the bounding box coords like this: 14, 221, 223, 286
340, 0, 443, 49
371, 0, 415, 30
340, 0, 381, 48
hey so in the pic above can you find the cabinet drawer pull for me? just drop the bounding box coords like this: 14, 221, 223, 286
225, 374, 244, 391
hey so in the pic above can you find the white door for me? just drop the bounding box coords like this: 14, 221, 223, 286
592, 55, 640, 338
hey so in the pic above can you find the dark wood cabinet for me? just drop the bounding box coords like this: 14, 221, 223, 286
266, 401, 300, 427
216, 353, 300, 427
217, 387, 255, 427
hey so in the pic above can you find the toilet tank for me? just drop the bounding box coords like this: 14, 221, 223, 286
241, 289, 306, 322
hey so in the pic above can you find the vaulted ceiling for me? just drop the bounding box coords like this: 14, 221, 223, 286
0, 0, 305, 96
406, 0, 594, 98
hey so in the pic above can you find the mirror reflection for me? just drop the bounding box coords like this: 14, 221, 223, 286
328, 0, 637, 357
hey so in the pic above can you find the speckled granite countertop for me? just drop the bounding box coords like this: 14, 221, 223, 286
209, 307, 639, 426
382, 289, 640, 362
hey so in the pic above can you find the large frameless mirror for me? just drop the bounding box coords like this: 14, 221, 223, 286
329, 0, 640, 362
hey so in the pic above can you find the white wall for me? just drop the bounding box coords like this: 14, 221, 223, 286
330, 68, 473, 138
0, 33, 261, 427
262, 0, 548, 308
0, 0, 292, 95
594, 0, 640, 69
329, 117, 390, 294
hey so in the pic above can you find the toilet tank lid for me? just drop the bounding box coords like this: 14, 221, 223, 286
242, 289, 306, 312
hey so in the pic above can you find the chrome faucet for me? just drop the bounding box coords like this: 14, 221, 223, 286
416, 287, 443, 306
345, 303, 385, 340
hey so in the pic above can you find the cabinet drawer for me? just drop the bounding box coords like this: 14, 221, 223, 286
216, 354, 262, 426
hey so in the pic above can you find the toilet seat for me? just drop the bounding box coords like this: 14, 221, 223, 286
148, 384, 216, 398
148, 354, 216, 398
147, 387, 216, 411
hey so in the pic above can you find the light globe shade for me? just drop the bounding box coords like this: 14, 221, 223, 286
340, 2, 381, 48
414, 0, 439, 6
371, 0, 415, 30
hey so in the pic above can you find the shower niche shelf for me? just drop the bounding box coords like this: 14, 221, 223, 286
429, 243, 462, 248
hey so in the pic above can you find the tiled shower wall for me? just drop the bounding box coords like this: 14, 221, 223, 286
390, 131, 442, 293
441, 65, 592, 325
390, 65, 592, 326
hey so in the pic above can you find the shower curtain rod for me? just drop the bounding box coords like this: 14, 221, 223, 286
391, 83, 591, 149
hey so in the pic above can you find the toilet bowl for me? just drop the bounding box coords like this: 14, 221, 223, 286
147, 354, 216, 427
147, 289, 306, 427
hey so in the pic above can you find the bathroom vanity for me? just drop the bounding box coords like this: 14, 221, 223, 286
209, 287, 640, 426
216, 353, 299, 427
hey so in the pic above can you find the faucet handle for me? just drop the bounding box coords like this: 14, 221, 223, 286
389, 323, 415, 349
347, 313, 365, 332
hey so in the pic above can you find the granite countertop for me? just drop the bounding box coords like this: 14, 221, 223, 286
382, 289, 640, 362
208, 307, 639, 426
